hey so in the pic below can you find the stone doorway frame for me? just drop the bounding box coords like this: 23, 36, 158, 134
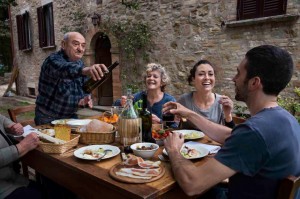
84, 28, 122, 105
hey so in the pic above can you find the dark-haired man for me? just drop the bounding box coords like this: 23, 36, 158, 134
163, 45, 300, 199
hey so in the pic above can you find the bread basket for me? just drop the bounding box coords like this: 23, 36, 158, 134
39, 134, 80, 154
75, 126, 116, 144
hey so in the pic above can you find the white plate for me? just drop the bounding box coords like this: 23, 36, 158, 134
172, 129, 205, 140
163, 143, 209, 159
74, 145, 121, 160
66, 119, 92, 127
51, 119, 74, 125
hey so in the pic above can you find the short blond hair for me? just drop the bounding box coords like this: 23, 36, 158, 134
143, 63, 170, 92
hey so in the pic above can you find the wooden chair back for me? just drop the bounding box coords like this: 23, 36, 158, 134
7, 104, 36, 178
8, 104, 36, 126
277, 175, 300, 199
232, 116, 246, 124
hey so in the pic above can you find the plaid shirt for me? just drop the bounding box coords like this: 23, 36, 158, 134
36, 50, 89, 118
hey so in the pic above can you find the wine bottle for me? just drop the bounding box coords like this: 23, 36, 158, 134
140, 92, 155, 143
83, 61, 119, 93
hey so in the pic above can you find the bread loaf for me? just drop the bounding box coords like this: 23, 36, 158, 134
86, 119, 113, 133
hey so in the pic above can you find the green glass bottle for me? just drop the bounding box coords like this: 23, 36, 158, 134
83, 61, 119, 93
139, 92, 155, 143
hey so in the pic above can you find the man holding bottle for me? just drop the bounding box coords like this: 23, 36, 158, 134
35, 32, 108, 125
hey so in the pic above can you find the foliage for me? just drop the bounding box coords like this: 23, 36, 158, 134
233, 104, 250, 119
278, 87, 300, 123
121, 0, 140, 10
107, 20, 152, 60
0, 0, 17, 8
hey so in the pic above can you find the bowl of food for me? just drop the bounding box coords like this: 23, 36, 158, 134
130, 142, 159, 159
152, 129, 171, 146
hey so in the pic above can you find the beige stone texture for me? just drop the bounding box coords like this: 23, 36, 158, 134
9, 0, 300, 103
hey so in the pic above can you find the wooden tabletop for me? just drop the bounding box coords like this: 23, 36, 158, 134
21, 127, 219, 199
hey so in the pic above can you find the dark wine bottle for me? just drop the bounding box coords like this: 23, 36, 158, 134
140, 92, 155, 143
83, 61, 119, 93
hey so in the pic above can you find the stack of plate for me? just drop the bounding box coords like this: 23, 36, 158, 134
66, 119, 92, 129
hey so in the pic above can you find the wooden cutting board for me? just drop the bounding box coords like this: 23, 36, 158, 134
109, 163, 165, 184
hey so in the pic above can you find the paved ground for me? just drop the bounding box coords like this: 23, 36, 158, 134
0, 83, 111, 119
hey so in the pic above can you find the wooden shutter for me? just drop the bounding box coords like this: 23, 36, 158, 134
48, 3, 55, 46
263, 0, 287, 17
37, 6, 45, 47
237, 0, 287, 20
16, 14, 25, 50
24, 11, 31, 49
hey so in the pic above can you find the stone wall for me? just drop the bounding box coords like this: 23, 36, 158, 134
10, 0, 300, 102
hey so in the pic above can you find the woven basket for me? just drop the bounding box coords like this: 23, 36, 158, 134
39, 134, 80, 154
75, 126, 116, 144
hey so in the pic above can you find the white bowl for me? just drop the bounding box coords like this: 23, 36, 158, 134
130, 142, 159, 159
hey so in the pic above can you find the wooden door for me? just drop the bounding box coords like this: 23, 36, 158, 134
94, 34, 113, 106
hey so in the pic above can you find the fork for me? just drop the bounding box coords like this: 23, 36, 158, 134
97, 149, 112, 162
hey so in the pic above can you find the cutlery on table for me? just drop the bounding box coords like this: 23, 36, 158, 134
97, 149, 112, 162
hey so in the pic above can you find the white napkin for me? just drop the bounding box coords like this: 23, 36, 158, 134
23, 125, 40, 137
185, 141, 221, 154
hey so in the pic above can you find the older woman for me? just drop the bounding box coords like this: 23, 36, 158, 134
114, 63, 177, 128
178, 60, 234, 130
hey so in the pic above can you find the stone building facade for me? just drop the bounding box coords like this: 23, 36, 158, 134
10, 0, 300, 105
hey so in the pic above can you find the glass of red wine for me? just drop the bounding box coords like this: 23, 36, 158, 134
162, 113, 175, 129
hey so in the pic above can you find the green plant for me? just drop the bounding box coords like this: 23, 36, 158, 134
109, 20, 152, 60
277, 87, 300, 123
121, 0, 140, 10
233, 104, 250, 119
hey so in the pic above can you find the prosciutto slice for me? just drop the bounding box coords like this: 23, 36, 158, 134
119, 168, 161, 177
138, 160, 161, 168
116, 171, 152, 180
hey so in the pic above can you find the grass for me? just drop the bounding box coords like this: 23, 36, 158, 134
0, 100, 35, 121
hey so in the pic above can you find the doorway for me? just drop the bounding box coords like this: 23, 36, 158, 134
94, 33, 113, 106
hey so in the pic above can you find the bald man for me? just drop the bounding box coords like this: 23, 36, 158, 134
35, 32, 107, 125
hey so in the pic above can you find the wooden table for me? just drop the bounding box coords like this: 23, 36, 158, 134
21, 131, 217, 199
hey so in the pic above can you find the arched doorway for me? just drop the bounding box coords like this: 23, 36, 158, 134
94, 33, 113, 106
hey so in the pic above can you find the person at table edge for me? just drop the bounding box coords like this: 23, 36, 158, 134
35, 32, 108, 125
0, 114, 42, 198
163, 45, 300, 199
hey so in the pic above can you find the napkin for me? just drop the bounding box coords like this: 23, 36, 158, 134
23, 125, 40, 137
185, 141, 221, 154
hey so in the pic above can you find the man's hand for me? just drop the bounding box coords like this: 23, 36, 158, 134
16, 133, 39, 157
82, 64, 108, 81
162, 102, 192, 119
164, 132, 184, 156
7, 123, 23, 135
78, 95, 93, 108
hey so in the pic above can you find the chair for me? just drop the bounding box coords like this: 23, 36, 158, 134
232, 115, 246, 124
277, 175, 300, 199
8, 104, 36, 126
7, 104, 36, 178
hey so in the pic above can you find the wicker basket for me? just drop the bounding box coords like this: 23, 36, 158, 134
39, 134, 80, 154
75, 126, 116, 144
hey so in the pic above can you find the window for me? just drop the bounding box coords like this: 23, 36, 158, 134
237, 0, 287, 20
16, 11, 32, 50
37, 2, 55, 48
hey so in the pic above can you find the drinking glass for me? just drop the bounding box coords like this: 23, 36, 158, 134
162, 113, 175, 129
